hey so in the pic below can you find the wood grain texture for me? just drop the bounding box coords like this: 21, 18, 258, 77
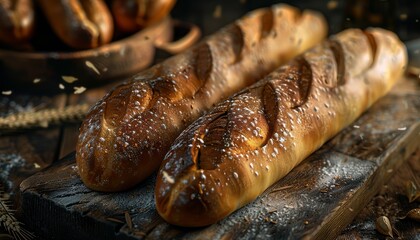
0, 94, 66, 203
19, 76, 420, 240
337, 150, 420, 240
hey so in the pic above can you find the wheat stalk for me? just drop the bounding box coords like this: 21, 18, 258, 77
0, 103, 90, 131
0, 188, 34, 240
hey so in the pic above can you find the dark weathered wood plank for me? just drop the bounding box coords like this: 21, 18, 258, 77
337, 150, 420, 240
0, 94, 67, 203
19, 75, 420, 240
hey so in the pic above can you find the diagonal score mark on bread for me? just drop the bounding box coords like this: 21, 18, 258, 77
188, 57, 313, 171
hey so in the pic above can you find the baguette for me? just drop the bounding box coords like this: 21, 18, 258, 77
76, 4, 327, 192
0, 0, 34, 46
36, 0, 114, 49
155, 28, 407, 227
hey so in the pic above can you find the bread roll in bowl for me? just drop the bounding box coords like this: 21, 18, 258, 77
37, 0, 114, 49
0, 0, 35, 46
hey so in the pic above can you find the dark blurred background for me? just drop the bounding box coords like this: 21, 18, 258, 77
171, 0, 420, 42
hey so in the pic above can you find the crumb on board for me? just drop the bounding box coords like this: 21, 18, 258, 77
375, 216, 393, 237
85, 61, 100, 75
125, 211, 133, 231
33, 78, 41, 84
73, 86, 86, 94
59, 84, 65, 90
1, 90, 12, 95
162, 171, 175, 184
62, 76, 78, 83
406, 208, 420, 222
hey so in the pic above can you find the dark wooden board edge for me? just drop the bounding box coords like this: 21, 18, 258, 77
337, 150, 420, 239
308, 122, 420, 240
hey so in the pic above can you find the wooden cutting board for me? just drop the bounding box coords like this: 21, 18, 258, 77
19, 77, 420, 240
337, 149, 420, 239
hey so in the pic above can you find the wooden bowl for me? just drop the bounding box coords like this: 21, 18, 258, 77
0, 17, 200, 95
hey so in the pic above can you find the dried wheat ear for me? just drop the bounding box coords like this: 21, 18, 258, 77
0, 187, 34, 240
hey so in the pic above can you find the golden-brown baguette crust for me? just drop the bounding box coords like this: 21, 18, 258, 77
76, 4, 327, 192
0, 0, 34, 46
155, 28, 407, 227
37, 0, 113, 49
